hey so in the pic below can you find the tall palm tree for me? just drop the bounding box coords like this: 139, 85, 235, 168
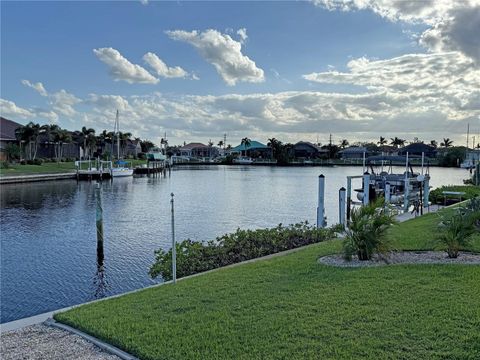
390, 137, 406, 148
377, 136, 387, 146
15, 122, 41, 160
240, 137, 251, 156
217, 140, 224, 148
339, 139, 349, 149
440, 138, 453, 148
80, 127, 95, 159
430, 140, 438, 148
267, 137, 281, 159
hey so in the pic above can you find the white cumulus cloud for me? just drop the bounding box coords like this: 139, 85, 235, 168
0, 99, 34, 118
166, 29, 264, 86
312, 0, 480, 63
93, 47, 159, 84
143, 52, 190, 79
21, 80, 48, 97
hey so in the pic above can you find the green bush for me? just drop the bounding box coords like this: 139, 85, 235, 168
429, 185, 480, 204
33, 158, 43, 165
436, 201, 479, 258
0, 161, 10, 169
150, 222, 335, 281
343, 200, 397, 261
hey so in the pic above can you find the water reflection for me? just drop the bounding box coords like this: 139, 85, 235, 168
0, 181, 78, 210
93, 235, 108, 299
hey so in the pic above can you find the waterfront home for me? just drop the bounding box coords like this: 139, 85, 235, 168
230, 140, 271, 158
0, 117, 21, 161
293, 141, 328, 159
338, 146, 369, 159
179, 142, 219, 159
377, 145, 398, 156
398, 143, 436, 158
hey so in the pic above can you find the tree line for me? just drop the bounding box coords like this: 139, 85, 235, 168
8, 122, 157, 162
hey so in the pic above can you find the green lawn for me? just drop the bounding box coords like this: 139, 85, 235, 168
0, 161, 77, 176
0, 160, 147, 177
55, 211, 480, 360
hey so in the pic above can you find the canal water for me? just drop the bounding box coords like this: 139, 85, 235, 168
0, 165, 469, 323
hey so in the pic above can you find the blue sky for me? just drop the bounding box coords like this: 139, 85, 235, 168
1, 1, 479, 146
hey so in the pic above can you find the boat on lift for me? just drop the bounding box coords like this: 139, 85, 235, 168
233, 156, 254, 164
354, 154, 430, 207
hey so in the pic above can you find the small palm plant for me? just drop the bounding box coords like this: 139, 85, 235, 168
343, 200, 397, 261
438, 198, 480, 258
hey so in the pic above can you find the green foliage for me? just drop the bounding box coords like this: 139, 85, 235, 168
5, 143, 21, 162
429, 185, 480, 204
437, 147, 466, 167
0, 161, 10, 169
437, 201, 479, 258
149, 222, 335, 280
56, 237, 480, 360
343, 200, 397, 261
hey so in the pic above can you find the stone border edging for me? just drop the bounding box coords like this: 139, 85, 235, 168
44, 318, 139, 360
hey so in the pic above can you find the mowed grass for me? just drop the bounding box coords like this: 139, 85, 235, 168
0, 161, 77, 176
0, 160, 147, 177
55, 210, 480, 360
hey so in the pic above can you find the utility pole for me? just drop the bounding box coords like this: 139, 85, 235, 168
467, 123, 470, 149
224, 133, 227, 150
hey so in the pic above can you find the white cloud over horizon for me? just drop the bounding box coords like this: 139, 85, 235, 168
312, 0, 480, 63
93, 47, 159, 84
166, 29, 264, 86
143, 52, 191, 79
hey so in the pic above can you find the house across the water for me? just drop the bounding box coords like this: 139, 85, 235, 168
230, 140, 271, 158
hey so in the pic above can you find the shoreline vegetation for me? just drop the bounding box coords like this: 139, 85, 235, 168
54, 199, 480, 360
0, 158, 471, 179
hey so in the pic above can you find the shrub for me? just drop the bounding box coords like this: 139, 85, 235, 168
0, 161, 9, 169
26, 159, 35, 165
343, 200, 397, 261
150, 222, 335, 281
436, 204, 479, 258
20, 160, 26, 165
429, 185, 480, 204
33, 158, 43, 165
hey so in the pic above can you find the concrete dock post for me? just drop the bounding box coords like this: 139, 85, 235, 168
362, 172, 370, 206
346, 177, 352, 222
170, 193, 177, 284
339, 187, 346, 227
317, 175, 326, 228
423, 177, 430, 209
385, 182, 391, 204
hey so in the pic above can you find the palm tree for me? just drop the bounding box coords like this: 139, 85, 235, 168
267, 137, 281, 159
240, 137, 251, 156
377, 136, 387, 146
86, 133, 97, 158
53, 128, 72, 160
440, 138, 453, 148
217, 140, 224, 148
339, 139, 349, 149
430, 140, 438, 148
390, 137, 406, 148
15, 122, 41, 160
80, 127, 95, 159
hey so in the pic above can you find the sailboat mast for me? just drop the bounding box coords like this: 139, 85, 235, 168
116, 110, 120, 160
467, 123, 470, 149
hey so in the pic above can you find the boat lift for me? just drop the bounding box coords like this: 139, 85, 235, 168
345, 153, 430, 222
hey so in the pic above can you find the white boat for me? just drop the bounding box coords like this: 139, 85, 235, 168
112, 167, 134, 177
111, 110, 133, 177
233, 156, 254, 164
460, 159, 475, 170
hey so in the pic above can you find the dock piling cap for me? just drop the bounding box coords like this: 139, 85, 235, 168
319, 174, 325, 178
